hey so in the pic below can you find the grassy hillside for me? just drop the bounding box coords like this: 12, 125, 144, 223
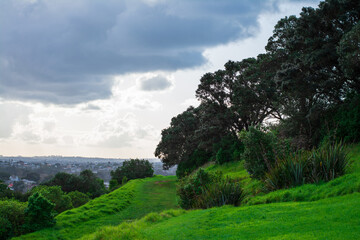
14, 175, 178, 240
82, 193, 360, 240
15, 144, 360, 239
82, 144, 360, 240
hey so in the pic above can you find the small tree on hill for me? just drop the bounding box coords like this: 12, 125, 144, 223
23, 192, 56, 232
111, 159, 154, 184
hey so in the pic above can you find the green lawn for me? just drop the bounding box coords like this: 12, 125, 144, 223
15, 144, 360, 239
82, 193, 360, 240
14, 175, 178, 240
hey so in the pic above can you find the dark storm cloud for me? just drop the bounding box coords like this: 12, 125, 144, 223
140, 75, 172, 91
0, 0, 284, 104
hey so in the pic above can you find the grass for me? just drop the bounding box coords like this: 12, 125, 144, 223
14, 175, 178, 240
15, 144, 360, 239
81, 193, 360, 240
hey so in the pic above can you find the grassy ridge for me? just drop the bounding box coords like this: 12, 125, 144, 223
15, 175, 178, 240
81, 193, 360, 240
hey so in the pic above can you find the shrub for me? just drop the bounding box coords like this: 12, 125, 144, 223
0, 183, 13, 200
23, 193, 56, 232
0, 199, 26, 239
240, 127, 277, 180
177, 169, 219, 209
177, 169, 243, 209
196, 178, 244, 209
310, 141, 349, 183
265, 151, 310, 191
67, 191, 90, 208
111, 159, 154, 183
214, 135, 244, 164
30, 186, 73, 214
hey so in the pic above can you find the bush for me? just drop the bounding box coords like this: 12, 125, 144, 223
23, 193, 56, 232
265, 151, 310, 191
310, 141, 349, 183
0, 199, 26, 239
111, 159, 154, 183
177, 168, 243, 209
214, 135, 244, 164
30, 186, 73, 214
196, 178, 244, 209
176, 149, 211, 178
240, 126, 293, 180
67, 191, 90, 208
264, 142, 349, 191
0, 183, 13, 200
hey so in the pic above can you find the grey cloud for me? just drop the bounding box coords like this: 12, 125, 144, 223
1, 0, 292, 104
140, 75, 172, 91
0, 103, 32, 138
83, 104, 102, 111
97, 134, 133, 148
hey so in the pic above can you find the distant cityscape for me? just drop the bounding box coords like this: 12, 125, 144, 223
0, 156, 177, 192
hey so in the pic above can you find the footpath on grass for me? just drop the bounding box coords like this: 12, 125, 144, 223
15, 175, 178, 240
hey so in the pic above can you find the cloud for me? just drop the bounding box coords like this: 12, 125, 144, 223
0, 102, 32, 138
139, 75, 172, 91
0, 0, 279, 104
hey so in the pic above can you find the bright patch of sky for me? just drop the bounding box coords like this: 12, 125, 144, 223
0, 0, 318, 158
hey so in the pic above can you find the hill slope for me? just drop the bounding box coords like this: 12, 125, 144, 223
82, 144, 360, 239
82, 193, 360, 240
15, 175, 178, 240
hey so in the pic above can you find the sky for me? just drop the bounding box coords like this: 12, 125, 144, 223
0, 0, 318, 158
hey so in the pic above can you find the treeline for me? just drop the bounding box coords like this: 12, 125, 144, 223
0, 159, 154, 239
155, 0, 360, 178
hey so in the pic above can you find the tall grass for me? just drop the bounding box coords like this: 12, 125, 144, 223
264, 142, 349, 191
195, 178, 244, 209
311, 141, 349, 183
265, 151, 310, 191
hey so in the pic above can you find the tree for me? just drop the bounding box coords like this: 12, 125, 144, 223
196, 58, 278, 132
265, 1, 360, 146
67, 191, 89, 208
111, 159, 153, 183
23, 193, 56, 232
30, 186, 73, 214
22, 172, 40, 182
338, 21, 360, 92
44, 170, 106, 198
155, 106, 201, 170
0, 199, 26, 239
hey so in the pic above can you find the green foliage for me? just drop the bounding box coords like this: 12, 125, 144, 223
0, 183, 13, 200
15, 176, 178, 240
196, 177, 244, 209
214, 134, 243, 164
240, 127, 278, 180
23, 172, 40, 182
177, 168, 243, 209
263, 142, 349, 191
30, 185, 73, 214
44, 170, 106, 198
82, 194, 360, 240
0, 199, 26, 239
111, 159, 154, 183
177, 169, 220, 209
338, 21, 360, 92
265, 151, 310, 191
333, 93, 360, 143
109, 179, 119, 191
310, 141, 349, 183
67, 191, 89, 208
23, 193, 56, 233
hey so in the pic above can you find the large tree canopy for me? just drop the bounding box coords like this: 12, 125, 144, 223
155, 0, 360, 176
